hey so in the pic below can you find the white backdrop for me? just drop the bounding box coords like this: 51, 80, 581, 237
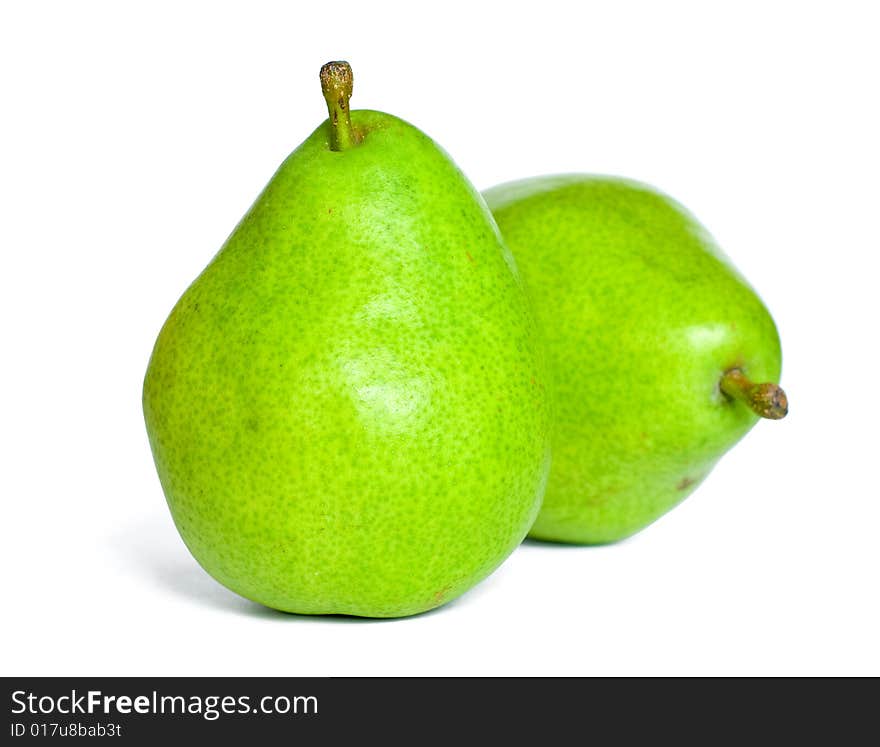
2, 1, 878, 676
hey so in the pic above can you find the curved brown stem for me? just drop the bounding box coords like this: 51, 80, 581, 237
720, 369, 788, 419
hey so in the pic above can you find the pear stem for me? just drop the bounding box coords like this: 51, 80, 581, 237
320, 61, 358, 151
720, 368, 788, 419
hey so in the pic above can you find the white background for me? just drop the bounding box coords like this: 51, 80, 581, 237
2, 1, 878, 676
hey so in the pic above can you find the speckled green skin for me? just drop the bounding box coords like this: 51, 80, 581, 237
484, 175, 782, 544
143, 111, 550, 617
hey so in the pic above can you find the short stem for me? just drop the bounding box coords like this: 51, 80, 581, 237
320, 61, 358, 151
720, 368, 788, 419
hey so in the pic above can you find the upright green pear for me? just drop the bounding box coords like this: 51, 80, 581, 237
484, 175, 786, 544
143, 63, 550, 617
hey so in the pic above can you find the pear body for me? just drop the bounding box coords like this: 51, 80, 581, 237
143, 111, 550, 617
484, 175, 782, 544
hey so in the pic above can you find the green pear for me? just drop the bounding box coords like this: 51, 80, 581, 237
484, 175, 786, 544
143, 63, 550, 617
